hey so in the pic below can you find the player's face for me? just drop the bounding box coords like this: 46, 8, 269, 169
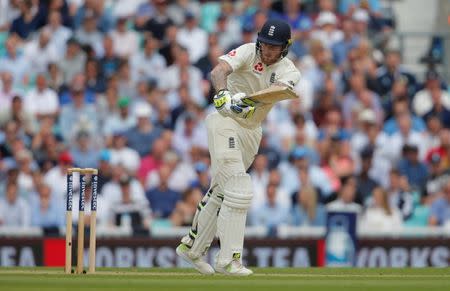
260, 42, 283, 65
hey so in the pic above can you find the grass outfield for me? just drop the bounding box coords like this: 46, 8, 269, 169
0, 267, 449, 291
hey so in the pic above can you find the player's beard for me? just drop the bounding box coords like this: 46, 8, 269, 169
261, 50, 281, 66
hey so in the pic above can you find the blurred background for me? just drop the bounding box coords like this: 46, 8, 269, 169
0, 0, 449, 268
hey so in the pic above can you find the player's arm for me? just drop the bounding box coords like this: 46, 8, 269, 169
210, 60, 255, 119
210, 60, 233, 93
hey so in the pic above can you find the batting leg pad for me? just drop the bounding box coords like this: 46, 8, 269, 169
180, 189, 223, 258
216, 174, 253, 267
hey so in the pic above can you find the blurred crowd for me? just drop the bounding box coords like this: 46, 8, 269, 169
0, 0, 449, 236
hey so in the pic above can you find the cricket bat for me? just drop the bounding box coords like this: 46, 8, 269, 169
243, 86, 298, 104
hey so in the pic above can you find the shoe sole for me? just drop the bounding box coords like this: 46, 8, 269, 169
176, 246, 214, 275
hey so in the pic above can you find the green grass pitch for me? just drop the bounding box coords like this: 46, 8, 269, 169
0, 267, 449, 291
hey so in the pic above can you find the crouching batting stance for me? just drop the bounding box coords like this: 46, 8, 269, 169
176, 19, 301, 275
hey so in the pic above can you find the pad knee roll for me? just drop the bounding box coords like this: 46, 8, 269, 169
222, 174, 253, 210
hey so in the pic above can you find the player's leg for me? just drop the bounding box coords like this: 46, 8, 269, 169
176, 187, 220, 275
176, 113, 228, 274
213, 125, 261, 275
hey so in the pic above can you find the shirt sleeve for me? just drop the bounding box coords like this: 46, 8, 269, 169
276, 67, 301, 90
218, 43, 254, 72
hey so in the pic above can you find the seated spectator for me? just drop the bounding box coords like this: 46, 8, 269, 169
74, 12, 103, 57
125, 103, 162, 157
250, 183, 290, 235
383, 97, 426, 135
361, 187, 402, 231
356, 146, 379, 204
311, 11, 343, 49
9, 0, 41, 39
109, 132, 140, 175
30, 183, 63, 229
375, 49, 417, 98
0, 95, 37, 136
189, 162, 211, 194
107, 174, 152, 231
146, 150, 196, 192
59, 38, 87, 85
428, 179, 450, 226
250, 154, 270, 208
102, 97, 136, 138
145, 165, 181, 218
424, 153, 450, 203
0, 37, 29, 86
176, 12, 208, 63
413, 71, 450, 126
0, 181, 30, 227
44, 151, 75, 201
59, 84, 98, 141
169, 187, 202, 227
0, 71, 19, 111
24, 74, 59, 120
291, 186, 326, 227
327, 175, 362, 214
386, 169, 415, 221
137, 138, 167, 185
69, 130, 100, 169
22, 29, 59, 76
130, 34, 167, 83
172, 112, 208, 162
397, 144, 429, 191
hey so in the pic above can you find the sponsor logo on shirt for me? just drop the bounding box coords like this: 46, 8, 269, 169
270, 73, 276, 84
253, 62, 264, 74
227, 50, 236, 57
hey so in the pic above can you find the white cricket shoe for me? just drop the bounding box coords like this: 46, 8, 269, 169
214, 259, 253, 276
176, 244, 215, 275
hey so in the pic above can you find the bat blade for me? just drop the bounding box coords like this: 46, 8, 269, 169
244, 86, 298, 104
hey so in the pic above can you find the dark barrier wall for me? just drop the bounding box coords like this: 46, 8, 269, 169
0, 238, 448, 267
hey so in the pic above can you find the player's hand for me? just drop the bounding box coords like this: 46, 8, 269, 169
213, 89, 232, 112
230, 93, 255, 119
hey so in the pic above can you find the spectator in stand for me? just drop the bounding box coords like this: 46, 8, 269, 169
109, 132, 140, 175
249, 183, 290, 234
110, 16, 139, 59
145, 164, 181, 218
361, 186, 402, 231
59, 38, 87, 86
142, 0, 173, 40
383, 97, 426, 136
44, 151, 74, 201
69, 130, 100, 169
73, 0, 114, 33
172, 112, 208, 162
0, 95, 37, 136
0, 37, 29, 86
413, 71, 450, 127
24, 74, 59, 120
250, 154, 270, 209
176, 11, 207, 63
189, 162, 211, 194
428, 179, 450, 227
170, 187, 202, 227
30, 183, 64, 229
130, 34, 167, 84
74, 11, 103, 57
9, 0, 41, 39
59, 83, 98, 141
397, 144, 429, 191
22, 29, 59, 76
332, 17, 360, 68
0, 181, 30, 227
0, 72, 18, 111
125, 103, 162, 157
355, 146, 379, 204
158, 45, 204, 106
137, 138, 167, 185
423, 153, 449, 204
375, 48, 417, 98
103, 97, 136, 138
327, 175, 362, 213
107, 174, 152, 231
43, 10, 72, 58
386, 169, 415, 221
291, 185, 326, 227
311, 11, 343, 49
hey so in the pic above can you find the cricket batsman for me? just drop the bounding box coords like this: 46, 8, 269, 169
176, 19, 301, 275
